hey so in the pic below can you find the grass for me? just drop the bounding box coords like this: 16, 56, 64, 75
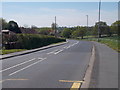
1, 49, 27, 55
79, 35, 120, 52
1, 41, 66, 55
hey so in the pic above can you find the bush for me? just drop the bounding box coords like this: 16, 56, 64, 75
15, 34, 66, 49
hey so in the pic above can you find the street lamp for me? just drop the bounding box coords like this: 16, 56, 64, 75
54, 16, 57, 37
86, 15, 88, 39
98, 0, 101, 41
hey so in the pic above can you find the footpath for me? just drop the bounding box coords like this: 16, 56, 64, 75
89, 41, 118, 88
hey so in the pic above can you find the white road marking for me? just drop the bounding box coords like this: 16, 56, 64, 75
54, 50, 64, 54
9, 58, 47, 76
66, 46, 71, 49
47, 49, 58, 54
38, 57, 43, 60
0, 58, 36, 72
63, 46, 67, 49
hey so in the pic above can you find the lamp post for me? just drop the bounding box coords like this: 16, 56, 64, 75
98, 0, 101, 41
54, 16, 57, 37
86, 15, 88, 39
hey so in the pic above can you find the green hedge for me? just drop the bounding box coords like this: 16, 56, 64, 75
17, 34, 66, 49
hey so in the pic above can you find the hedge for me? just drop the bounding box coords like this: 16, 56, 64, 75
4, 34, 66, 49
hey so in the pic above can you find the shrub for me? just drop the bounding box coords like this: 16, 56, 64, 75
16, 34, 66, 49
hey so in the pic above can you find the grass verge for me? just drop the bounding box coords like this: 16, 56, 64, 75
1, 49, 27, 55
1, 41, 66, 55
79, 36, 119, 52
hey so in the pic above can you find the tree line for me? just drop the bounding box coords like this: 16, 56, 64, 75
0, 18, 119, 39
60, 21, 119, 39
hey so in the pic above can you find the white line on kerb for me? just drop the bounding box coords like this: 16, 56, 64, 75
9, 58, 47, 76
0, 58, 36, 72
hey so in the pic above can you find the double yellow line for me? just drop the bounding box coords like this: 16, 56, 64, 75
59, 80, 83, 90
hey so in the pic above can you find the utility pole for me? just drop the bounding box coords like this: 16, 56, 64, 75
86, 15, 88, 39
55, 16, 57, 37
98, 0, 101, 41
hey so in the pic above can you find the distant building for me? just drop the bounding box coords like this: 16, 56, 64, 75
2, 30, 16, 35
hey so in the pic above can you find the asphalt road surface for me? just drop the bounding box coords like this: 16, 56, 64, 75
1, 40, 93, 88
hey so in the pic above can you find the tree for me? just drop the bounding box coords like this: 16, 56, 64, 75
51, 23, 58, 36
78, 26, 85, 39
110, 20, 120, 35
61, 28, 72, 38
31, 25, 38, 29
72, 30, 81, 38
94, 21, 110, 37
8, 21, 21, 33
36, 27, 53, 35
0, 18, 8, 30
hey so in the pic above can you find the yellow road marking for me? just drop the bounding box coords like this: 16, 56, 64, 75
0, 78, 28, 83
59, 80, 83, 83
0, 80, 6, 83
59, 80, 83, 89
70, 82, 81, 90
6, 79, 28, 81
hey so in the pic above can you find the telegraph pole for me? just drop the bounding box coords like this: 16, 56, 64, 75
55, 16, 57, 37
86, 15, 88, 39
98, 0, 101, 41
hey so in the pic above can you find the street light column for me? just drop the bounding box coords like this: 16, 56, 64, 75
55, 16, 57, 37
98, 0, 101, 41
86, 15, 88, 39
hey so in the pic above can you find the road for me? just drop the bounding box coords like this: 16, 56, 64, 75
1, 40, 93, 88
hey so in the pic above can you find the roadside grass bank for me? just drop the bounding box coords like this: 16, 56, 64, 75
1, 49, 27, 55
78, 36, 119, 52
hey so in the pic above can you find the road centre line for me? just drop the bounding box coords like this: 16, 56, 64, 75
63, 46, 68, 49
47, 49, 58, 54
54, 49, 64, 54
9, 58, 47, 76
0, 58, 36, 72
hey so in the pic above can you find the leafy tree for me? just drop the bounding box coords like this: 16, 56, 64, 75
8, 21, 21, 33
77, 26, 85, 39
61, 28, 72, 38
94, 21, 110, 37
51, 23, 58, 37
110, 20, 120, 35
36, 27, 53, 35
0, 18, 8, 30
72, 30, 81, 38
31, 25, 38, 29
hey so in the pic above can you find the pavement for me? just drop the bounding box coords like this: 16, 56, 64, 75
89, 41, 118, 88
1, 40, 93, 88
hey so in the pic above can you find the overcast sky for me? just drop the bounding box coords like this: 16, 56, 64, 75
1, 1, 118, 27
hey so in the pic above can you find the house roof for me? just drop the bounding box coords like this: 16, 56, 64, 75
2, 30, 9, 32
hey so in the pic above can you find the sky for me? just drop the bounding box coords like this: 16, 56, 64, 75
1, 1, 118, 27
